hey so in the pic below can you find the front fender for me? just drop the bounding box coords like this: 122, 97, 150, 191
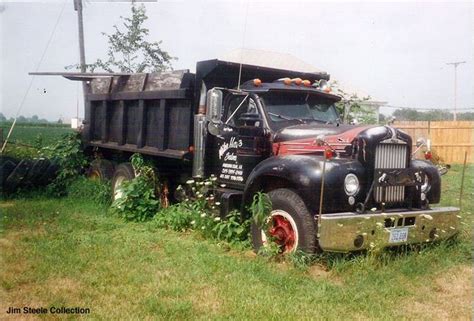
410, 159, 441, 204
243, 155, 367, 215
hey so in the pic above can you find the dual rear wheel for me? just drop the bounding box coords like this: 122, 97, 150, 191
87, 160, 135, 201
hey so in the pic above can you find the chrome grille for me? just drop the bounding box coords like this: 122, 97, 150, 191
374, 143, 407, 203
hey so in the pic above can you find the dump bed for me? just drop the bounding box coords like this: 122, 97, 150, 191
83, 70, 195, 159
31, 59, 330, 161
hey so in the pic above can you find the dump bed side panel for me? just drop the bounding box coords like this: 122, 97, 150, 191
83, 70, 195, 159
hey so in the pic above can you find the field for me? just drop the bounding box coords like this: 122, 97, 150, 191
0, 123, 73, 146
1, 164, 472, 320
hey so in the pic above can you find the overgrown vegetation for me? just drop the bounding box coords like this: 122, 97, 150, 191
41, 132, 88, 196
1, 165, 472, 319
111, 154, 160, 222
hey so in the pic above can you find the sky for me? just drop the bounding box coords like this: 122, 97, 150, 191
1, 0, 473, 121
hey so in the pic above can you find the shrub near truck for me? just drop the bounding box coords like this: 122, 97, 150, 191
37, 59, 460, 253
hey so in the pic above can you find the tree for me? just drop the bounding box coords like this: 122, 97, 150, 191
392, 108, 455, 121
84, 3, 175, 73
0, 113, 6, 122
332, 81, 375, 124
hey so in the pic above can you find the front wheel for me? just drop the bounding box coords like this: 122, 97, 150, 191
251, 188, 317, 254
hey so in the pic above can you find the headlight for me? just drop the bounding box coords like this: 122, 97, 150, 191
421, 174, 430, 193
344, 174, 360, 196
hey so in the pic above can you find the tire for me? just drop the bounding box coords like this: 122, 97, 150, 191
251, 188, 317, 254
36, 160, 58, 185
5, 159, 32, 191
111, 163, 135, 201
87, 159, 114, 181
0, 160, 17, 191
24, 158, 49, 186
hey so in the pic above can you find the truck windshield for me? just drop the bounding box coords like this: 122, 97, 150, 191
260, 91, 340, 128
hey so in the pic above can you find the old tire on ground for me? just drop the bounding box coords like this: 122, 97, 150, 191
5, 159, 32, 192
111, 163, 135, 201
87, 159, 114, 181
251, 188, 317, 254
0, 160, 17, 191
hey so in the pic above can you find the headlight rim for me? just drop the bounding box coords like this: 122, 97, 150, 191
344, 173, 360, 196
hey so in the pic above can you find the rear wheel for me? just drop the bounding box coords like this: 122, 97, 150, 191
111, 163, 135, 201
87, 159, 114, 181
251, 188, 317, 254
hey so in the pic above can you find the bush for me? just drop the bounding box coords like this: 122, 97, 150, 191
111, 154, 160, 222
154, 177, 251, 245
41, 132, 88, 196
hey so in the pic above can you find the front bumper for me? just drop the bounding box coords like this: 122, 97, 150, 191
318, 207, 460, 252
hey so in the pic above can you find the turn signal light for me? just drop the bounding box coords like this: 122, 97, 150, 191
253, 78, 262, 86
424, 151, 432, 160
324, 148, 333, 160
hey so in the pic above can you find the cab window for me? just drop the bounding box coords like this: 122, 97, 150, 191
225, 95, 259, 127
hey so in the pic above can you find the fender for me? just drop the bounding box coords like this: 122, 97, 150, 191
242, 155, 367, 216
410, 159, 441, 204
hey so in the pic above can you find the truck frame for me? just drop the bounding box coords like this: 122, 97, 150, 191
42, 59, 460, 253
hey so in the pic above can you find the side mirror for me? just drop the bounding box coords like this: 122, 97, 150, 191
206, 88, 223, 124
416, 137, 426, 148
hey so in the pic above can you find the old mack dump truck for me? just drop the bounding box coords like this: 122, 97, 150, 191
39, 59, 460, 253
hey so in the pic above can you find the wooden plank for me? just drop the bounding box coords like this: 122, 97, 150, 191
394, 120, 474, 164
87, 89, 190, 101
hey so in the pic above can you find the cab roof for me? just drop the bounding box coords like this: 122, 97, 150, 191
239, 80, 342, 101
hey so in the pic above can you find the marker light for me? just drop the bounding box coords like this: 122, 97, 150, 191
292, 78, 302, 85
324, 148, 333, 160
253, 78, 262, 86
424, 151, 432, 160
277, 77, 292, 85
302, 80, 311, 87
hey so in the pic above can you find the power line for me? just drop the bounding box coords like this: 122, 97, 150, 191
1, 0, 67, 153
382, 105, 474, 111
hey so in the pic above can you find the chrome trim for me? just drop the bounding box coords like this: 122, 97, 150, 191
374, 143, 408, 202
192, 114, 207, 178
318, 207, 460, 252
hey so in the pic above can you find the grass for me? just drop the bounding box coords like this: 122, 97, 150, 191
0, 165, 472, 320
0, 123, 72, 146
1, 123, 73, 159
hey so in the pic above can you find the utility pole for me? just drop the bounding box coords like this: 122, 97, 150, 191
446, 61, 466, 121
74, 0, 87, 93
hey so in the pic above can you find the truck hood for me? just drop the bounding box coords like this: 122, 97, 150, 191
272, 123, 375, 156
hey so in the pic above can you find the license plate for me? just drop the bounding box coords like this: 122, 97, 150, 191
389, 227, 409, 243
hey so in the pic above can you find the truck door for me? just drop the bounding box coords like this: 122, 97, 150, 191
212, 94, 271, 188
